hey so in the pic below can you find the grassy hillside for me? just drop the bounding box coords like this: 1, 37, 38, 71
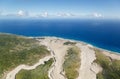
0, 33, 50, 78
63, 46, 80, 79
63, 41, 76, 45
16, 58, 53, 79
94, 49, 120, 79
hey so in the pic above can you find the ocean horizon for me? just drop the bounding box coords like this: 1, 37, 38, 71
0, 19, 120, 53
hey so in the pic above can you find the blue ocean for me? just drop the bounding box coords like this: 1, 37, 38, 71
0, 19, 120, 53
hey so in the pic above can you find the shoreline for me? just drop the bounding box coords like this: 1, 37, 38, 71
32, 36, 120, 55
3, 35, 120, 79
0, 32, 120, 54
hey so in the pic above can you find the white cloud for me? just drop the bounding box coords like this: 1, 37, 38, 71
57, 13, 65, 17
0, 11, 2, 15
17, 10, 29, 16
35, 12, 49, 18
85, 12, 104, 18
57, 13, 74, 17
3, 10, 29, 18
41, 12, 48, 17
66, 13, 74, 16
92, 12, 103, 18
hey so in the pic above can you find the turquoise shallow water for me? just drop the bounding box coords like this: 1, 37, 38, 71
0, 19, 120, 53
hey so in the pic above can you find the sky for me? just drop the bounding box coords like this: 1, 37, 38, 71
0, 0, 120, 19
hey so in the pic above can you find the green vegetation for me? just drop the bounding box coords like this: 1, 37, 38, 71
16, 58, 53, 79
0, 33, 50, 78
94, 49, 120, 79
63, 46, 80, 79
63, 41, 76, 45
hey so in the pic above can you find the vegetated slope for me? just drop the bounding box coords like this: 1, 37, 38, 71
94, 49, 120, 79
63, 46, 80, 79
15, 58, 53, 79
63, 41, 76, 45
0, 33, 50, 78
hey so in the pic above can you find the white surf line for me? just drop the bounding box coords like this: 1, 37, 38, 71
76, 43, 96, 79
6, 55, 53, 79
